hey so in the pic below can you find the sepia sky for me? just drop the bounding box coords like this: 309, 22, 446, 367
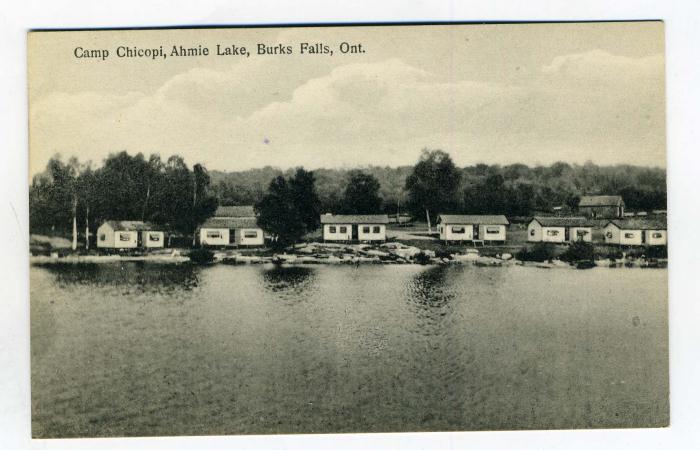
28, 22, 665, 176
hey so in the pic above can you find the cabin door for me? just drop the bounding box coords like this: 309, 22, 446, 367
137, 232, 143, 247
641, 230, 646, 244
473, 225, 479, 240
564, 228, 570, 241
229, 229, 236, 245
352, 225, 358, 241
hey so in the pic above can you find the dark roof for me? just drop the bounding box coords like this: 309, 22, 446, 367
102, 220, 160, 231
320, 214, 389, 224
530, 216, 591, 227
606, 218, 667, 230
437, 215, 509, 225
201, 217, 260, 229
579, 195, 624, 207
214, 205, 256, 218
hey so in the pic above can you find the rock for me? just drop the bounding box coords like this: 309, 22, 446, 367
500, 253, 512, 260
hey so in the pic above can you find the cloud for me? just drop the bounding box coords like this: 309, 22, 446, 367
29, 50, 666, 176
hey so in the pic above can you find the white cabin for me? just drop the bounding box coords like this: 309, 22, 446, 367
436, 215, 509, 243
527, 217, 593, 243
603, 219, 667, 246
96, 221, 165, 250
199, 206, 264, 247
320, 214, 389, 242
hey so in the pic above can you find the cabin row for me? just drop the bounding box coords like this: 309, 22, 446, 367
526, 216, 667, 246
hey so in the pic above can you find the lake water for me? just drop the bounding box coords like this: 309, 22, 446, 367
30, 262, 668, 437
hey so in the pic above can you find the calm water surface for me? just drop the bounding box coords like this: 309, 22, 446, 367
30, 262, 668, 437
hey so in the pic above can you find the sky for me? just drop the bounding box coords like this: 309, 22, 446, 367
28, 22, 665, 177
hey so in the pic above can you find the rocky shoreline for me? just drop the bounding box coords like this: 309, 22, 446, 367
30, 241, 668, 269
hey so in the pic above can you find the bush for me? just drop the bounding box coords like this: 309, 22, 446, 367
188, 247, 215, 265
435, 248, 453, 259
413, 251, 432, 265
516, 242, 556, 262
644, 245, 668, 259
560, 241, 595, 263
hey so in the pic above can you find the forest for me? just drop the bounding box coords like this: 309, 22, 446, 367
29, 149, 667, 239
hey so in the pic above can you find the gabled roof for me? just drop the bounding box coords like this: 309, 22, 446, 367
437, 214, 509, 225
606, 218, 667, 230
320, 214, 389, 224
214, 205, 256, 218
102, 220, 160, 231
579, 195, 624, 207
530, 216, 591, 227
201, 217, 260, 229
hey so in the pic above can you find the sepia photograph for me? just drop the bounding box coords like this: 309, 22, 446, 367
27, 22, 668, 438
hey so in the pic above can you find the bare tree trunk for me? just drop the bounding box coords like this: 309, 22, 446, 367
85, 204, 90, 250
425, 209, 432, 233
72, 196, 78, 251
141, 183, 150, 221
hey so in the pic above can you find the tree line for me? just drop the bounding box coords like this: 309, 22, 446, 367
30, 149, 667, 247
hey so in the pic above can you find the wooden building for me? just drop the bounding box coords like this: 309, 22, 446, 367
199, 206, 264, 247
320, 214, 389, 242
578, 195, 625, 219
436, 215, 509, 243
603, 218, 667, 246
527, 217, 593, 243
96, 221, 165, 250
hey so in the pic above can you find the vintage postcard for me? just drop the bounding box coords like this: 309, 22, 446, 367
28, 22, 667, 438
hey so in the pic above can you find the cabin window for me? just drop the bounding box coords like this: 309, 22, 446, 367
546, 230, 559, 236
373, 226, 381, 233
576, 230, 589, 237
329, 226, 336, 234
529, 228, 535, 236
339, 226, 347, 233
451, 226, 466, 234
244, 231, 258, 239
652, 232, 663, 239
624, 232, 635, 239
206, 231, 222, 239
362, 226, 370, 233
486, 227, 500, 234
99, 234, 106, 241
118, 232, 131, 241
148, 233, 160, 242
605, 231, 613, 239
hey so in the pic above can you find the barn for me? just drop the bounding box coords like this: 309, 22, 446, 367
199, 206, 264, 247
320, 214, 389, 242
96, 221, 165, 250
578, 195, 625, 219
436, 215, 509, 243
527, 217, 593, 243
603, 218, 667, 246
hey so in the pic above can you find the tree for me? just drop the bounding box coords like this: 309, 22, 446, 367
289, 168, 321, 232
342, 170, 383, 214
256, 176, 306, 249
405, 149, 461, 231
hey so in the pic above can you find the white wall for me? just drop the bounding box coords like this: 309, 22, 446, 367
442, 223, 474, 241
113, 231, 138, 248
200, 228, 230, 246
479, 224, 506, 241
527, 221, 542, 242
646, 229, 667, 246
144, 231, 165, 248
619, 229, 643, 246
570, 227, 593, 242
358, 224, 386, 241
323, 224, 352, 241
238, 228, 264, 246
604, 223, 620, 244
541, 226, 567, 243
96, 223, 115, 248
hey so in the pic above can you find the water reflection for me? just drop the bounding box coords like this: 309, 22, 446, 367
261, 266, 316, 298
34, 261, 200, 294
405, 265, 457, 336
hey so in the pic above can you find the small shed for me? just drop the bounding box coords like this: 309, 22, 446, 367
436, 215, 509, 243
527, 217, 593, 243
578, 195, 625, 219
603, 218, 667, 246
96, 221, 165, 249
320, 214, 389, 242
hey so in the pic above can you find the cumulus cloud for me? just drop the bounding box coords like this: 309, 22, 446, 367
29, 50, 666, 176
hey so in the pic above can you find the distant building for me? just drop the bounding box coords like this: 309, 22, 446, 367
578, 195, 625, 219
603, 218, 667, 246
527, 217, 593, 243
96, 221, 165, 250
320, 214, 389, 242
436, 215, 509, 243
199, 206, 264, 247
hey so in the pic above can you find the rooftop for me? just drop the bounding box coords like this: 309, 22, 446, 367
103, 220, 160, 231
530, 216, 591, 227
214, 205, 256, 218
579, 195, 624, 207
201, 217, 259, 229
607, 218, 667, 230
320, 214, 389, 224
437, 215, 509, 225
